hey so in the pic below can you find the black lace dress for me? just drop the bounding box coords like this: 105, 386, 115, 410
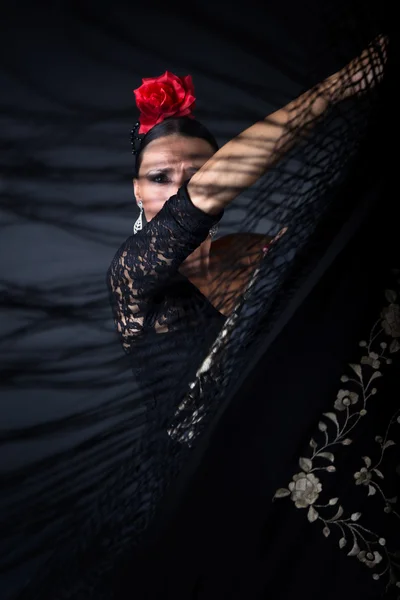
107, 183, 226, 439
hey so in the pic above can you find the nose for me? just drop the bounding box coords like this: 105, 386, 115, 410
176, 172, 189, 190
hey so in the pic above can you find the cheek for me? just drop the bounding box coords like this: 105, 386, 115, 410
140, 183, 179, 220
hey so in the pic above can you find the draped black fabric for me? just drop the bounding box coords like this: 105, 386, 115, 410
1, 1, 398, 599
116, 153, 400, 600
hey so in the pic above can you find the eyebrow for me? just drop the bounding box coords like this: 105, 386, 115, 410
145, 166, 200, 176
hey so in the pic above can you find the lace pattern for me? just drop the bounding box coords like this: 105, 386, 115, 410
107, 183, 223, 352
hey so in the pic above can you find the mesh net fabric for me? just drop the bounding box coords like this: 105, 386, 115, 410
0, 1, 394, 599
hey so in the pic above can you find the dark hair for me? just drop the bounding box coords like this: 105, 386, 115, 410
134, 116, 219, 177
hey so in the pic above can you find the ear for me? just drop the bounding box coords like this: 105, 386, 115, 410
133, 178, 141, 203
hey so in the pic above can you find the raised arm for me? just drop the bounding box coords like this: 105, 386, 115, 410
188, 36, 387, 216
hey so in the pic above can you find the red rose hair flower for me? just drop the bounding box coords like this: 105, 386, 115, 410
133, 71, 196, 134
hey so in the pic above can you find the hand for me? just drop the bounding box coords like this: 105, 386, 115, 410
322, 35, 388, 103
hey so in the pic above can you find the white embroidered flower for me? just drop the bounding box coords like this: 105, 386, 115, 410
334, 389, 359, 411
381, 303, 400, 338
357, 551, 383, 568
361, 352, 381, 369
274, 279, 400, 592
289, 472, 322, 508
354, 467, 372, 485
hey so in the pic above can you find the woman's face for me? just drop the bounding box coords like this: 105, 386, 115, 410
134, 134, 216, 222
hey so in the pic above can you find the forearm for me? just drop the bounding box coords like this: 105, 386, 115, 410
189, 34, 387, 216
188, 89, 329, 215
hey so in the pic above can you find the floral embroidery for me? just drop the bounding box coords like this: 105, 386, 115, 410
288, 471, 323, 508
334, 389, 359, 411
274, 275, 400, 592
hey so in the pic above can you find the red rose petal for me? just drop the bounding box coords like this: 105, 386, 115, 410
134, 71, 197, 133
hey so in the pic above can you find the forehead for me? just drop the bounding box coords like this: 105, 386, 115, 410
139, 135, 215, 170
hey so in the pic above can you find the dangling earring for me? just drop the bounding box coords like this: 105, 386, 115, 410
209, 223, 219, 239
133, 201, 143, 234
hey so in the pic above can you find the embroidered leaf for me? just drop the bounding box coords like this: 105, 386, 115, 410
339, 537, 347, 549
307, 506, 319, 523
349, 363, 362, 379
318, 452, 335, 462
385, 289, 397, 303
331, 505, 344, 521
342, 438, 353, 445
299, 457, 312, 473
329, 497, 339, 505
375, 436, 383, 443
323, 526, 331, 538
383, 440, 396, 450
274, 488, 291, 499
363, 456, 372, 468
326, 465, 336, 472
368, 485, 376, 496
351, 512, 362, 521
323, 412, 339, 427
347, 540, 361, 557
309, 438, 318, 449
369, 371, 382, 382
318, 421, 327, 432
373, 468, 385, 479
390, 339, 400, 353
388, 497, 398, 504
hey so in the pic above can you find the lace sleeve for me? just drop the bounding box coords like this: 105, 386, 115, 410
107, 183, 223, 352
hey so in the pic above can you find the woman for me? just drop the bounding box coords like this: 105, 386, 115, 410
107, 38, 385, 412
104, 35, 400, 600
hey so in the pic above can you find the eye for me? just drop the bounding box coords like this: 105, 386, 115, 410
148, 173, 171, 184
